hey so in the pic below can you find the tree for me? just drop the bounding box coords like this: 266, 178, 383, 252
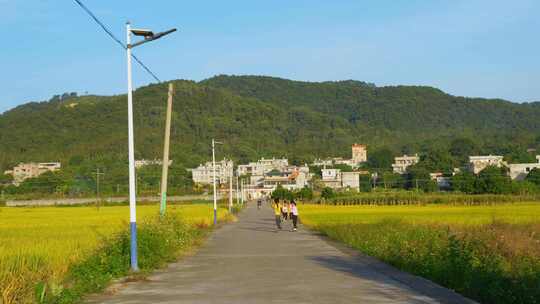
271, 184, 292, 200
333, 164, 353, 172
321, 187, 336, 200
359, 174, 372, 192
449, 138, 477, 164
381, 172, 404, 189
366, 148, 394, 170
296, 186, 313, 200
451, 171, 476, 194
475, 166, 512, 194
526, 168, 540, 186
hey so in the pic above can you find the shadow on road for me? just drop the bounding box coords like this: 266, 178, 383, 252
308, 255, 476, 304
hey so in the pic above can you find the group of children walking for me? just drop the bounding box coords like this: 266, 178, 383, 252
271, 198, 299, 231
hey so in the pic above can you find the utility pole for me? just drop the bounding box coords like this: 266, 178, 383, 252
94, 169, 104, 210
236, 176, 240, 204
229, 172, 233, 213
240, 180, 244, 205
211, 139, 223, 225
160, 83, 174, 217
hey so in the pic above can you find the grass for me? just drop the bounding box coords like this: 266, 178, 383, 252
0, 203, 234, 304
300, 203, 540, 304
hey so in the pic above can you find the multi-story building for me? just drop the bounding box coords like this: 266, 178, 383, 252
262, 168, 310, 191
508, 156, 540, 180
352, 144, 367, 164
392, 154, 419, 174
5, 162, 61, 184
312, 144, 368, 169
468, 155, 505, 174
190, 159, 234, 185
237, 158, 288, 177
321, 168, 342, 189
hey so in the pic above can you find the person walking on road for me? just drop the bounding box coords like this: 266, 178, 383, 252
281, 200, 289, 220
272, 198, 282, 230
257, 199, 262, 210
290, 200, 299, 231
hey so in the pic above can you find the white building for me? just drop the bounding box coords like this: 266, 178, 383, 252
5, 162, 61, 184
237, 158, 288, 177
135, 159, 172, 169
468, 155, 505, 174
508, 156, 540, 180
312, 144, 367, 169
262, 168, 310, 191
342, 172, 361, 190
321, 168, 342, 189
392, 154, 419, 174
190, 159, 234, 185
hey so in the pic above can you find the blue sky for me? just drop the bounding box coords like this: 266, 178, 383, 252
1, 0, 539, 113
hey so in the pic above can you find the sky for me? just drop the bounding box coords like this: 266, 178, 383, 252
1, 0, 539, 113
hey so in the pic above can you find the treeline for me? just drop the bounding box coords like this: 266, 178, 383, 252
0, 163, 195, 200
1, 75, 540, 175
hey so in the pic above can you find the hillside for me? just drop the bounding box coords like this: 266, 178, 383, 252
1, 75, 539, 173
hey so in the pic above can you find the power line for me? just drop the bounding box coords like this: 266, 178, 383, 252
72, 0, 161, 82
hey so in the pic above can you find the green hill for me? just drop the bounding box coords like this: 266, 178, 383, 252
1, 75, 539, 173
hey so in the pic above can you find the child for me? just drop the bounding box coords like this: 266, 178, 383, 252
281, 201, 289, 220
272, 198, 282, 230
290, 200, 299, 231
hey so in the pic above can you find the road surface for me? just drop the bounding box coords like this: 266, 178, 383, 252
88, 202, 476, 304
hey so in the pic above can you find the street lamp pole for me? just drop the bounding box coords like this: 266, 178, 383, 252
212, 139, 217, 225
125, 22, 176, 272
126, 22, 138, 272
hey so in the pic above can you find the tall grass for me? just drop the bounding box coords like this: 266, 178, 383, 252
0, 204, 233, 304
301, 204, 540, 304
321, 192, 540, 206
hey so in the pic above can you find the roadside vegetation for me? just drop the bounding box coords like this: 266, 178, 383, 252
0, 203, 235, 304
300, 204, 540, 304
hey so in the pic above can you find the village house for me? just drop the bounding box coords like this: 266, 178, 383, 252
4, 162, 61, 184
189, 159, 234, 185
392, 154, 419, 174
508, 156, 540, 180
262, 167, 310, 191
312, 144, 367, 169
468, 155, 505, 174
134, 159, 172, 169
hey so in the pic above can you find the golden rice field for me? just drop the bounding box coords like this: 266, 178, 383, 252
0, 204, 231, 303
299, 202, 540, 226
299, 203, 540, 304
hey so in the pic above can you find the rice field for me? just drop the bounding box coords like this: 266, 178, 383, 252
0, 203, 232, 303
299, 202, 540, 226
299, 203, 540, 304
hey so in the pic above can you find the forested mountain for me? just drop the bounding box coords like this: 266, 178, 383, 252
1, 75, 539, 174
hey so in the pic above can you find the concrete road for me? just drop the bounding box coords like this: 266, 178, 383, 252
88, 203, 476, 304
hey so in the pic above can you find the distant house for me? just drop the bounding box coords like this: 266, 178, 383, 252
5, 162, 61, 184
321, 168, 342, 189
468, 155, 505, 174
312, 144, 367, 169
392, 154, 419, 174
342, 171, 362, 190
134, 159, 172, 169
508, 156, 540, 180
189, 159, 234, 185
430, 172, 451, 189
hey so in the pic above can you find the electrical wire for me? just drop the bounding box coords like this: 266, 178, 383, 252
72, 0, 161, 83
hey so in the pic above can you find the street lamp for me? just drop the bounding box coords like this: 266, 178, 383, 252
212, 139, 223, 225
126, 22, 176, 272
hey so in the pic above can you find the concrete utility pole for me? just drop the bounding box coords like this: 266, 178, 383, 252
236, 176, 240, 204
241, 180, 244, 205
160, 83, 174, 217
212, 139, 223, 225
94, 168, 104, 210
229, 172, 233, 213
